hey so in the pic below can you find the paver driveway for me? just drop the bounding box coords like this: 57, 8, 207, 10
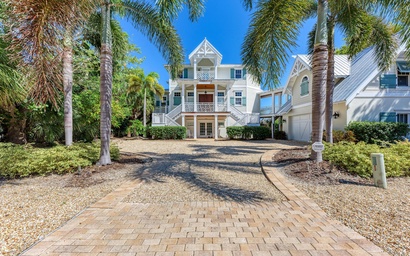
22, 139, 388, 256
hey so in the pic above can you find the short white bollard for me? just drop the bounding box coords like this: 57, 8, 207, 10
371, 153, 387, 189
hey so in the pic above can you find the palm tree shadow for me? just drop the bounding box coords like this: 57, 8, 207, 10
130, 144, 279, 204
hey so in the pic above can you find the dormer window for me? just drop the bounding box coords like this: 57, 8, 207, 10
300, 76, 309, 96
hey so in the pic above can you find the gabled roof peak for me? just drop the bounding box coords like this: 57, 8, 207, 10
188, 38, 223, 65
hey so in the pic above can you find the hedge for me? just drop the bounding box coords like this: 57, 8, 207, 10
148, 126, 186, 140
345, 121, 409, 144
0, 142, 120, 179
227, 126, 271, 140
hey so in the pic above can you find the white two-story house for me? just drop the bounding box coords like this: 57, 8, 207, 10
152, 38, 262, 139
279, 44, 410, 141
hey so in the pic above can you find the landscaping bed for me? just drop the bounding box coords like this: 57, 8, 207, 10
274, 147, 410, 256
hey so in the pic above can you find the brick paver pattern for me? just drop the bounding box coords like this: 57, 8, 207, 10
22, 141, 389, 256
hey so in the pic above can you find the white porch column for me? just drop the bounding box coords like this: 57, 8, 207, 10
272, 92, 275, 114
194, 84, 197, 112
194, 115, 197, 139
194, 58, 197, 79
272, 115, 275, 139
214, 84, 218, 112
182, 84, 185, 112
227, 86, 231, 112
182, 115, 185, 126
214, 115, 218, 139
214, 58, 218, 79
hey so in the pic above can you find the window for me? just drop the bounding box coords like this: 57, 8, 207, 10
235, 69, 242, 79
235, 91, 242, 106
174, 92, 181, 97
217, 92, 225, 104
218, 122, 225, 128
300, 77, 309, 96
397, 114, 408, 124
162, 96, 167, 102
187, 92, 194, 102
187, 92, 194, 97
173, 92, 181, 105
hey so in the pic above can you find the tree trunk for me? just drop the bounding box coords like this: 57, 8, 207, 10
98, 1, 113, 165
5, 105, 27, 144
325, 20, 335, 143
63, 28, 73, 146
143, 88, 147, 127
311, 0, 328, 162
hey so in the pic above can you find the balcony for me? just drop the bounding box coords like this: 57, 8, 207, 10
184, 102, 228, 112
197, 71, 215, 80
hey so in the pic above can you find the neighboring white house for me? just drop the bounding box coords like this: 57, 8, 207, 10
152, 38, 263, 139
280, 44, 410, 142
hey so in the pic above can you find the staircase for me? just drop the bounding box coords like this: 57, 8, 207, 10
230, 106, 260, 126
164, 104, 182, 126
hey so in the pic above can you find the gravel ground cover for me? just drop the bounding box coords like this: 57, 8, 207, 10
0, 163, 136, 256
119, 139, 291, 204
274, 148, 410, 256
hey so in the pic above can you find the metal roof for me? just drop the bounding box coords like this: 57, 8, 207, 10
333, 47, 379, 103
275, 100, 292, 115
297, 54, 351, 77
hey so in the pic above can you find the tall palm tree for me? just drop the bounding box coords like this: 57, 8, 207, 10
127, 70, 165, 126
307, 2, 397, 143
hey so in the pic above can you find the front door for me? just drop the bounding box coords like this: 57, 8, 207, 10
199, 122, 213, 137
199, 94, 213, 102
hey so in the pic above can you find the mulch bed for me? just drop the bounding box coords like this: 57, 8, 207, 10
273, 147, 373, 186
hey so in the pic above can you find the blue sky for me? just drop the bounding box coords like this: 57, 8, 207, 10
121, 0, 344, 90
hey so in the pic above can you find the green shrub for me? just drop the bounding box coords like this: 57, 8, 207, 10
323, 130, 356, 143
227, 126, 271, 140
323, 141, 410, 178
345, 121, 409, 144
274, 131, 288, 140
0, 142, 120, 179
148, 126, 186, 140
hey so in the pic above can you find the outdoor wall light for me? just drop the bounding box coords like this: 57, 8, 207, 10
204, 91, 207, 94
333, 112, 340, 119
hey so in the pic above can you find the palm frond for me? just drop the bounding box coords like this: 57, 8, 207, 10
241, 0, 312, 88
118, 0, 184, 79
155, 0, 205, 21
4, 0, 95, 107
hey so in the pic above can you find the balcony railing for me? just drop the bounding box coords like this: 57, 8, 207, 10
184, 102, 227, 112
197, 71, 215, 80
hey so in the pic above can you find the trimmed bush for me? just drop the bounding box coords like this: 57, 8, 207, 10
274, 131, 288, 140
323, 141, 410, 178
323, 130, 356, 143
227, 126, 271, 140
345, 121, 409, 144
0, 142, 120, 179
149, 126, 186, 140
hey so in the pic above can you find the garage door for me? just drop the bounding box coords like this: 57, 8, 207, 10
289, 114, 311, 141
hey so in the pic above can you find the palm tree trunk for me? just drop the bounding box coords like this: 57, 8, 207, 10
311, 0, 328, 162
325, 20, 335, 143
98, 0, 113, 165
63, 28, 73, 146
143, 88, 147, 127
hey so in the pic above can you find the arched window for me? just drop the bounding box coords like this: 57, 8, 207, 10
300, 76, 309, 96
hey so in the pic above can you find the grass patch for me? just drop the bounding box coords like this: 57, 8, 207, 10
0, 142, 119, 179
323, 141, 410, 178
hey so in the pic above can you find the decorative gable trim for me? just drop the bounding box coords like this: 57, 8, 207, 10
188, 38, 222, 65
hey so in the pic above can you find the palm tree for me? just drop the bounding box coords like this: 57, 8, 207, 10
127, 70, 165, 127
307, 2, 397, 143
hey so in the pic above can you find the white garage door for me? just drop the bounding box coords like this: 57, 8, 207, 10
289, 114, 311, 141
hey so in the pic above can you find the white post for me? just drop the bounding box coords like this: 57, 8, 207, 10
194, 58, 197, 79
182, 115, 185, 127
214, 58, 218, 79
182, 84, 185, 112
194, 84, 197, 112
214, 84, 218, 112
272, 115, 275, 139
214, 115, 218, 139
227, 86, 231, 112
143, 88, 147, 127
194, 115, 197, 139
272, 92, 275, 114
